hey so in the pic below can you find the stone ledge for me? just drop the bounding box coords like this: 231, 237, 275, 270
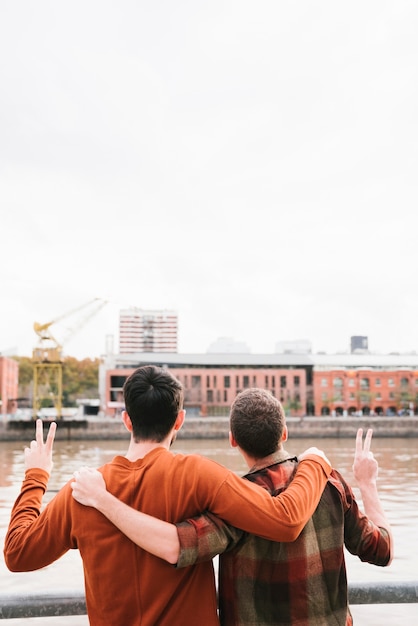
1, 416, 418, 441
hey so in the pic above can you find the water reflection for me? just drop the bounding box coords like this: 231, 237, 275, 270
1, 435, 417, 625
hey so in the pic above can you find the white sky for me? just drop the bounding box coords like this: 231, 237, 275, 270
1, 1, 417, 359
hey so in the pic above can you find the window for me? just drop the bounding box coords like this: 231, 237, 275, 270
321, 392, 327, 401
401, 377, 409, 387
294, 376, 300, 387
376, 392, 382, 400
375, 378, 381, 387
388, 378, 394, 387
213, 376, 217, 388
348, 379, 355, 387
349, 392, 355, 400
207, 390, 213, 402
389, 392, 395, 399
206, 376, 210, 388
224, 390, 228, 402
333, 377, 343, 388
110, 375, 127, 388
321, 378, 328, 387
360, 378, 370, 390
224, 376, 230, 388
243, 376, 249, 388
192, 376, 201, 388
265, 375, 269, 387
280, 376, 287, 388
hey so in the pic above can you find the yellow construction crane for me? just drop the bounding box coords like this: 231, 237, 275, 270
32, 298, 108, 419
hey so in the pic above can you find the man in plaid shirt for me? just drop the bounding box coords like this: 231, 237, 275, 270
72, 388, 392, 625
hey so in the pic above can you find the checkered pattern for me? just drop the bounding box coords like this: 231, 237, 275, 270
177, 450, 391, 625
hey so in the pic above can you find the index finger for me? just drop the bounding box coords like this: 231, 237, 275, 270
35, 418, 44, 444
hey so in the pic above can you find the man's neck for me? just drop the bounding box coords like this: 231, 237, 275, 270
240, 445, 283, 469
125, 434, 173, 462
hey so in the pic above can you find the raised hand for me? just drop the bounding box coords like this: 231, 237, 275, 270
24, 418, 57, 474
352, 428, 378, 486
71, 466, 107, 507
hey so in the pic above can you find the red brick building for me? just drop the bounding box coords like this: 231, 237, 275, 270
314, 367, 418, 416
101, 353, 309, 418
100, 351, 418, 418
0, 356, 19, 415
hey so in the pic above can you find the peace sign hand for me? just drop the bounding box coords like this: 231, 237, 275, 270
352, 428, 378, 487
24, 418, 57, 475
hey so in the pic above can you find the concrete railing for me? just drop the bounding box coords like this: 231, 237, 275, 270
3, 415, 418, 441
0, 582, 417, 619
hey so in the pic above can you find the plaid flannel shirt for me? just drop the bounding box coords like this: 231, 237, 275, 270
176, 449, 391, 626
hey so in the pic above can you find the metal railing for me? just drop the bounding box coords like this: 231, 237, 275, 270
0, 582, 417, 619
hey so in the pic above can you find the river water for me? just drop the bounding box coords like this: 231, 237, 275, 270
0, 432, 417, 625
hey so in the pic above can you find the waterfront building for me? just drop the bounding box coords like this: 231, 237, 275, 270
101, 352, 311, 418
100, 351, 418, 418
0, 356, 19, 415
313, 353, 418, 417
118, 308, 178, 354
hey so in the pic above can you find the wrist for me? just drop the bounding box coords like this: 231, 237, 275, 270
94, 488, 114, 513
357, 478, 377, 489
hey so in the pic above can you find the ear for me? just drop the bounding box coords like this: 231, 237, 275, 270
122, 410, 133, 433
281, 424, 288, 443
229, 431, 238, 448
173, 409, 186, 432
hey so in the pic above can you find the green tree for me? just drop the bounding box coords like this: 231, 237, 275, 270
14, 357, 34, 386
14, 357, 34, 406
62, 357, 100, 406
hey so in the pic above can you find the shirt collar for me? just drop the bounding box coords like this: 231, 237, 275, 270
246, 448, 296, 475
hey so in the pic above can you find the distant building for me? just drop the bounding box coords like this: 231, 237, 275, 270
100, 350, 418, 418
102, 351, 308, 418
0, 356, 19, 415
207, 337, 250, 354
119, 308, 178, 354
351, 335, 369, 354
275, 339, 312, 354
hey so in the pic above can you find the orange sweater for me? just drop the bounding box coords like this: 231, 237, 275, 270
4, 449, 330, 626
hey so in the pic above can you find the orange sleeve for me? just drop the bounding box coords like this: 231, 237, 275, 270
4, 469, 73, 571
209, 456, 331, 542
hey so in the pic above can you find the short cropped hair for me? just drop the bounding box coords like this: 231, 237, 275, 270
123, 365, 184, 442
230, 388, 285, 459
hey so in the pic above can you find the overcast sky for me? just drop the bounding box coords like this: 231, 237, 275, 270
1, 1, 417, 360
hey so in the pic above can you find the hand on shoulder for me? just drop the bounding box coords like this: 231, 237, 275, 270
298, 446, 331, 466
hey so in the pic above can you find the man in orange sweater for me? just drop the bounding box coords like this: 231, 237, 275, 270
4, 365, 331, 626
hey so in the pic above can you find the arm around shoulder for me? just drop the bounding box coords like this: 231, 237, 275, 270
71, 467, 180, 564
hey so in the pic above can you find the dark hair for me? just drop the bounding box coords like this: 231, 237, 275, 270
123, 365, 184, 442
230, 388, 285, 459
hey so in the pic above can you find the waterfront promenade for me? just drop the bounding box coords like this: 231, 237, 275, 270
1, 415, 418, 441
